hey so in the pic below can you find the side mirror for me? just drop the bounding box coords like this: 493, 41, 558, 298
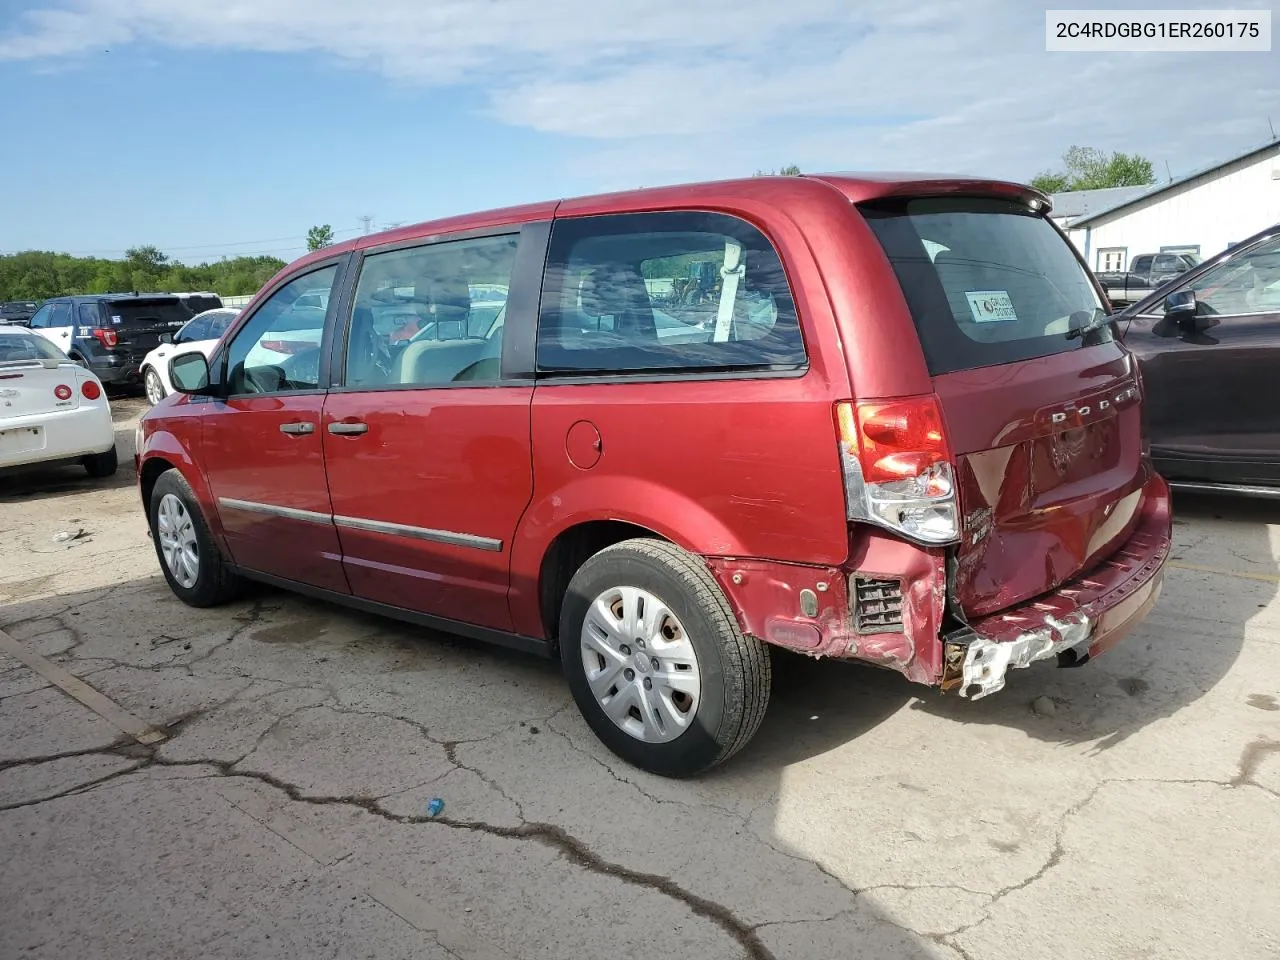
1163, 289, 1208, 332
169, 352, 214, 395
159, 333, 174, 345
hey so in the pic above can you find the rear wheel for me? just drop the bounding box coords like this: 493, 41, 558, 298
561, 538, 771, 777
144, 367, 166, 405
149, 469, 241, 607
83, 446, 118, 478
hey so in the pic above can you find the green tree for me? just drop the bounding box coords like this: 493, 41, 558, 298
306, 224, 335, 251
753, 164, 802, 176
0, 249, 286, 301
1031, 146, 1156, 193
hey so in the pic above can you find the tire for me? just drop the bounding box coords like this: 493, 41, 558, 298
148, 469, 241, 607
83, 446, 118, 478
143, 367, 166, 405
560, 538, 771, 777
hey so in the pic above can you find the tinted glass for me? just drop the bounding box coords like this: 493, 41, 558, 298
109, 300, 196, 330
224, 266, 337, 394
49, 302, 72, 327
175, 316, 210, 343
1184, 235, 1280, 316
27, 306, 51, 328
537, 211, 805, 375
862, 198, 1108, 376
76, 302, 100, 326
344, 235, 518, 388
1131, 255, 1153, 273
0, 330, 66, 361
1153, 254, 1182, 274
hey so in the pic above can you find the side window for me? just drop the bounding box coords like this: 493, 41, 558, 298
1153, 254, 1182, 274
28, 305, 51, 329
1186, 236, 1280, 317
343, 234, 518, 388
536, 211, 806, 375
76, 302, 101, 327
49, 302, 73, 328
224, 265, 338, 395
175, 317, 208, 344
1131, 255, 1153, 274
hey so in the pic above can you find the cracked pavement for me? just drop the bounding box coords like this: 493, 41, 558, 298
2, 398, 1279, 960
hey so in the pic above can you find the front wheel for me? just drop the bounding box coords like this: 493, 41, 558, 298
148, 469, 241, 607
561, 538, 771, 777
144, 367, 166, 405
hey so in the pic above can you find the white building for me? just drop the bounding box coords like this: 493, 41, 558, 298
1047, 186, 1147, 231
1060, 137, 1280, 273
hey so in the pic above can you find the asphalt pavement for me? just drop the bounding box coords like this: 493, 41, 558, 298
2, 397, 1278, 960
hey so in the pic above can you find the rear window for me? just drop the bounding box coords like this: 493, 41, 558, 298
108, 300, 195, 329
537, 211, 806, 375
862, 198, 1109, 376
0, 331, 65, 362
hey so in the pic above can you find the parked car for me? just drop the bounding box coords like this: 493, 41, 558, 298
172, 291, 224, 316
1097, 251, 1199, 305
140, 308, 240, 404
1118, 223, 1280, 494
0, 326, 116, 477
0, 300, 41, 325
137, 174, 1172, 776
26, 293, 194, 392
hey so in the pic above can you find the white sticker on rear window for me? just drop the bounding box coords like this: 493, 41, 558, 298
965, 291, 1018, 323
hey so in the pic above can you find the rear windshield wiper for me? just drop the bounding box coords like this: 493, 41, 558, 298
1065, 308, 1111, 341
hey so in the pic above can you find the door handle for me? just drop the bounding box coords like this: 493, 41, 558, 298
279, 421, 315, 435
327, 421, 368, 436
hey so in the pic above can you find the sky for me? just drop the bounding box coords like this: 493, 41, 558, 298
1, 0, 1278, 265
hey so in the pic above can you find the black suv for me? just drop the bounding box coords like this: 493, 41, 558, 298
26, 294, 195, 389
0, 301, 40, 325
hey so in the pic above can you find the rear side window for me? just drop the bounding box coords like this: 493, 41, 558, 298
861, 198, 1108, 376
76, 302, 101, 326
537, 211, 806, 375
0, 331, 65, 362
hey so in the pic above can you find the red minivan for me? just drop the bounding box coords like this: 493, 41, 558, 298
137, 174, 1172, 776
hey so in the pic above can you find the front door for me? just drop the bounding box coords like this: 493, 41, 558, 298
320, 232, 535, 630
201, 261, 351, 592
29, 302, 74, 355
1125, 233, 1280, 485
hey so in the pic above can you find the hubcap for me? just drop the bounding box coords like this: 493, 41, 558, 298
580, 586, 701, 743
145, 370, 165, 404
156, 493, 199, 589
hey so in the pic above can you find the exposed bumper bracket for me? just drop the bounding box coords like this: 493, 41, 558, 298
958, 612, 1093, 700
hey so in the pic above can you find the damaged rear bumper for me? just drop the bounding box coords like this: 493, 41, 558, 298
946, 474, 1172, 699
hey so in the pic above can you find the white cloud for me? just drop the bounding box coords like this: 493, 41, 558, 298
3, 0, 1278, 185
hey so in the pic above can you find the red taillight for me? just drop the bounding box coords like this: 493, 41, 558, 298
54, 384, 73, 401
259, 339, 307, 355
836, 396, 952, 485
93, 328, 119, 348
81, 379, 102, 400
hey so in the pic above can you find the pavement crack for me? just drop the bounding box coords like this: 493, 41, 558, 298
48, 750, 775, 960
0, 742, 130, 773
0, 760, 148, 812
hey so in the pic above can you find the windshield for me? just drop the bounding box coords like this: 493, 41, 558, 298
0, 330, 66, 362
862, 197, 1109, 375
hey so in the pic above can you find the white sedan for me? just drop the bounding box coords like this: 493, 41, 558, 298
140, 307, 239, 405
0, 327, 116, 477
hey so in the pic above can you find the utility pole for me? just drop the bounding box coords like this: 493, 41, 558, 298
359, 215, 374, 235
